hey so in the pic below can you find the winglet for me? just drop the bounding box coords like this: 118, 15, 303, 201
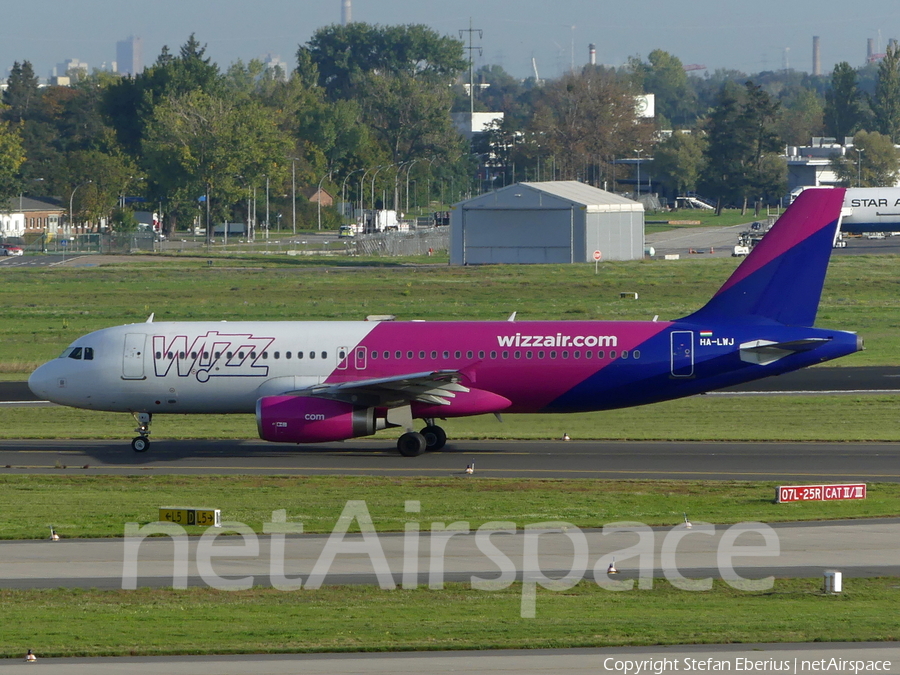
682, 188, 845, 327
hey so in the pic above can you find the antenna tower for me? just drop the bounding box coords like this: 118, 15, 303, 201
459, 18, 483, 115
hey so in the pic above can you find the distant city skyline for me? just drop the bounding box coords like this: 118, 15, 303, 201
2, 0, 900, 82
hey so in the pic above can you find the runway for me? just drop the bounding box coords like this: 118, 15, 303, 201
3, 643, 899, 675
1, 438, 898, 481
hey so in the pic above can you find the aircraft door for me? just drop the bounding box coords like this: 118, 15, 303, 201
354, 346, 367, 370
123, 333, 146, 380
670, 331, 694, 378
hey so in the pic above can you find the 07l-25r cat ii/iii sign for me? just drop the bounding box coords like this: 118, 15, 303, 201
29, 189, 861, 456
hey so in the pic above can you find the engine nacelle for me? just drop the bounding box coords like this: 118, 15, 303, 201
257, 396, 375, 443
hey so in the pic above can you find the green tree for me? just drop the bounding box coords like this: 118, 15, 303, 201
872, 43, 900, 142
631, 50, 697, 126
142, 91, 290, 230
66, 149, 141, 229
777, 87, 824, 146
0, 119, 25, 204
527, 68, 653, 182
2, 61, 40, 123
104, 34, 223, 153
824, 62, 863, 141
305, 23, 466, 100
700, 81, 785, 210
830, 130, 899, 187
652, 131, 707, 197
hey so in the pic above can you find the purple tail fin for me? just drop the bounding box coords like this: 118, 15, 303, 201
683, 188, 845, 327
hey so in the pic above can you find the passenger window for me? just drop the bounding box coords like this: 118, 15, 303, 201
310, 352, 316, 359
514, 351, 521, 359
633, 350, 641, 359
384, 351, 390, 359
372, 351, 378, 359
598, 350, 605, 359
203, 352, 209, 359
455, 351, 461, 359
238, 352, 244, 359
286, 352, 292, 359
298, 351, 304, 359
396, 351, 402, 359
490, 351, 497, 359
610, 350, 617, 359
68, 347, 83, 360
226, 352, 232, 359
478, 351, 485, 359
621, 351, 629, 359
322, 352, 327, 359
550, 351, 557, 359
155, 351, 161, 359
181, 352, 187, 359
191, 352, 197, 359
562, 351, 569, 359
538, 351, 545, 359
526, 351, 533, 359
585, 351, 592, 359
407, 351, 414, 359
339, 350, 346, 359
574, 351, 580, 359
466, 351, 473, 359
502, 351, 509, 359
443, 351, 449, 359
250, 352, 256, 359
419, 351, 425, 359
431, 351, 437, 359
274, 351, 280, 359
215, 351, 222, 359
262, 352, 268, 360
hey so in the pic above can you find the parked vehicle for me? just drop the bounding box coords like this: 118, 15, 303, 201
0, 244, 23, 256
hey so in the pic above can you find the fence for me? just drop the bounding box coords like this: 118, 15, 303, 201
351, 227, 449, 257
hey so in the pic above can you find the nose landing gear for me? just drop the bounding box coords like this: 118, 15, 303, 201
131, 412, 151, 452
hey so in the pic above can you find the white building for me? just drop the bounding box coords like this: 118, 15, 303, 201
450, 181, 644, 265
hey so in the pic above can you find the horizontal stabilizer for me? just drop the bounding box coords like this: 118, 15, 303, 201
739, 338, 831, 365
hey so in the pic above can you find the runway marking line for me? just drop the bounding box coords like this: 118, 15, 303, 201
2, 465, 898, 478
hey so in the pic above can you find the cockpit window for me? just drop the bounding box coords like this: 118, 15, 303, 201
68, 347, 83, 360
59, 346, 93, 360
83, 347, 94, 360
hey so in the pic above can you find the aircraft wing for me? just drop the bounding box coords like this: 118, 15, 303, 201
301, 370, 470, 408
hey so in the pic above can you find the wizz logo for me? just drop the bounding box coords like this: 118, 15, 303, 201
152, 332, 275, 382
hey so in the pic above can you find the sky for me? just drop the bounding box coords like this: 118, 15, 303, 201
3, 0, 900, 82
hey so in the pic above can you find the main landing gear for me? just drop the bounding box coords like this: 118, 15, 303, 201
396, 420, 447, 457
131, 412, 151, 453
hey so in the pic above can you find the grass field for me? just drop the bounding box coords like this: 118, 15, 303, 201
644, 208, 772, 234
2, 579, 897, 658
2, 252, 899, 370
2, 475, 898, 539
2, 251, 899, 656
4, 393, 900, 443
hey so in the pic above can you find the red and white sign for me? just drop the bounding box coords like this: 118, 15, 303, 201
593, 250, 602, 261
776, 483, 866, 503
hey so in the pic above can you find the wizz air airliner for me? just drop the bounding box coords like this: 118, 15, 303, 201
28, 188, 861, 456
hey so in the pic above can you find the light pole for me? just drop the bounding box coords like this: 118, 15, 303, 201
265, 174, 270, 240
316, 171, 329, 231
359, 166, 378, 218
370, 164, 392, 214
857, 147, 864, 187
288, 157, 300, 236
404, 159, 420, 215
340, 168, 365, 223
68, 180, 92, 236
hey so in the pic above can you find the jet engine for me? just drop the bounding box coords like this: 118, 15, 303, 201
256, 396, 374, 443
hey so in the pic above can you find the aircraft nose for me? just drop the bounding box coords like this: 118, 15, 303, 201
28, 362, 60, 401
